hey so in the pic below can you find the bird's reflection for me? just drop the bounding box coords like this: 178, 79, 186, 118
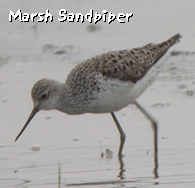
117, 154, 125, 179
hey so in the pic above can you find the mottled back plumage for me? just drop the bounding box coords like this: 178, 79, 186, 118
66, 33, 181, 90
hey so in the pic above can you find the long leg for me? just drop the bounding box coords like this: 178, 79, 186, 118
134, 101, 158, 178
111, 112, 126, 157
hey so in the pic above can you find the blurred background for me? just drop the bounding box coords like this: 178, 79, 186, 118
1, 1, 195, 187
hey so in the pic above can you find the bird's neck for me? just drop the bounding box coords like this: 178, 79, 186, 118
56, 84, 87, 115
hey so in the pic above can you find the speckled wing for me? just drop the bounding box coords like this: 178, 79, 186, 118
93, 33, 182, 83
66, 33, 182, 90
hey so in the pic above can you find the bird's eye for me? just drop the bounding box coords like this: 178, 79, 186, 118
41, 94, 47, 100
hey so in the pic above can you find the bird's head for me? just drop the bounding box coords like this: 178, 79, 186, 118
15, 78, 61, 142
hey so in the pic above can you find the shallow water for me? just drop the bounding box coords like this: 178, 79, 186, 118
1, 0, 195, 187
1, 54, 195, 187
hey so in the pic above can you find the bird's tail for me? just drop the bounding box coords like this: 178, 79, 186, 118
164, 33, 182, 47
148, 33, 182, 65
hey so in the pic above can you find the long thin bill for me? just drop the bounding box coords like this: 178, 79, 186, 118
15, 107, 39, 142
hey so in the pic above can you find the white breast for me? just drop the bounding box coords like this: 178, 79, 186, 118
88, 76, 135, 113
